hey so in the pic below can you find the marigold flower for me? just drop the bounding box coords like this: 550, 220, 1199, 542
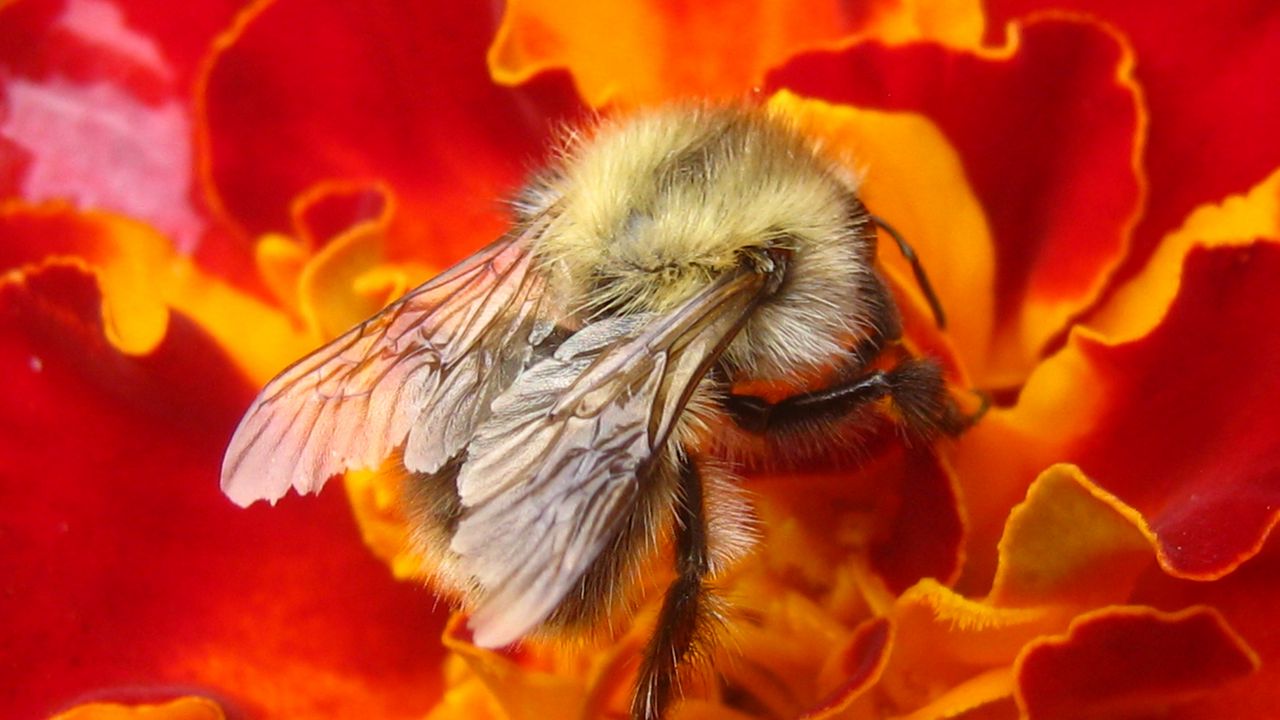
3, 1, 1279, 719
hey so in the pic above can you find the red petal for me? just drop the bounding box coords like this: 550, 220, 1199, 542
0, 266, 448, 718
798, 618, 892, 719
197, 0, 582, 261
768, 18, 1142, 387
753, 438, 965, 599
986, 1, 1280, 285
110, 0, 247, 88
1134, 543, 1280, 719
1016, 607, 1258, 719
961, 242, 1280, 586
869, 446, 965, 594
950, 176, 1280, 589
1066, 243, 1280, 579
0, 0, 245, 252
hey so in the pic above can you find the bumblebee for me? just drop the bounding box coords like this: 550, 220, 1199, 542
222, 104, 967, 719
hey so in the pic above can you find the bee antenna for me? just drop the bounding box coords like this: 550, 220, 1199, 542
870, 215, 947, 330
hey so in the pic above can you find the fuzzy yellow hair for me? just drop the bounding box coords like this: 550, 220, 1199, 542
524, 104, 879, 380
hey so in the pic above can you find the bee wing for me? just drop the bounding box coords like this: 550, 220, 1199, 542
220, 221, 552, 508
451, 267, 768, 648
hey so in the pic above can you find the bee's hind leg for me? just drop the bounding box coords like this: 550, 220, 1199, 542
631, 455, 715, 720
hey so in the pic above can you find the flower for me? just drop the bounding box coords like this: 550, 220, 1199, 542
4, 1, 1279, 718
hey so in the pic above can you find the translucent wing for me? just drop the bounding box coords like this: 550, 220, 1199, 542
450, 267, 769, 647
221, 220, 552, 508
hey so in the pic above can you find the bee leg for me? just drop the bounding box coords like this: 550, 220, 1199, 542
632, 456, 712, 720
722, 265, 974, 440
870, 214, 947, 330
722, 355, 968, 440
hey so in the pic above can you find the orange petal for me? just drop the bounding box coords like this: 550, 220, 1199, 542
726, 588, 868, 717
874, 464, 1255, 718
752, 441, 965, 599
1015, 606, 1258, 719
296, 221, 393, 339
892, 668, 1016, 720
254, 231, 310, 316
252, 182, 431, 340
442, 634, 585, 720
342, 467, 427, 582
873, 464, 1160, 713
490, 0, 985, 107
771, 17, 1144, 387
50, 697, 225, 720
696, 457, 948, 717
423, 665, 504, 720
880, 578, 1071, 711
437, 614, 649, 720
1, 202, 170, 354
291, 189, 438, 341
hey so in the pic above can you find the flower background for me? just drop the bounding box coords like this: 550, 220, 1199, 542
3, 1, 1279, 719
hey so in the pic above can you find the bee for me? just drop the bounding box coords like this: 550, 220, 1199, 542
221, 104, 969, 719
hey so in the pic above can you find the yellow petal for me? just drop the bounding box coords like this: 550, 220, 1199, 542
990, 464, 1154, 609
0, 203, 310, 384
254, 231, 309, 315
891, 667, 1015, 720
297, 220, 393, 339
439, 616, 594, 720
490, 0, 985, 108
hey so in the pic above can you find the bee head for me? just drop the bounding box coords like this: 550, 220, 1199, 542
527, 104, 886, 380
